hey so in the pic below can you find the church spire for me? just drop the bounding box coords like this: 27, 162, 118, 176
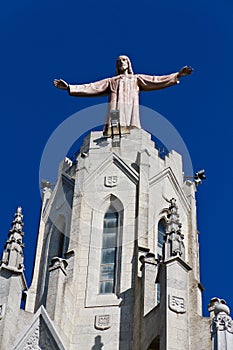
0, 206, 25, 271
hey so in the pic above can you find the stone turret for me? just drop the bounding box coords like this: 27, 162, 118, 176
1, 206, 25, 271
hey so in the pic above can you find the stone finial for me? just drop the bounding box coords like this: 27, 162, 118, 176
164, 198, 185, 259
210, 298, 233, 335
0, 206, 25, 270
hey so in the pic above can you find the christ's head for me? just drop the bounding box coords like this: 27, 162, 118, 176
116, 55, 133, 75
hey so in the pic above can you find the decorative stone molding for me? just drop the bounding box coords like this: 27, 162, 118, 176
22, 325, 40, 350
74, 192, 83, 198
167, 231, 185, 257
164, 198, 185, 259
210, 298, 233, 335
139, 252, 158, 270
0, 303, 6, 320
13, 306, 67, 350
49, 257, 68, 275
169, 295, 186, 313
211, 313, 233, 334
94, 315, 111, 330
208, 297, 228, 315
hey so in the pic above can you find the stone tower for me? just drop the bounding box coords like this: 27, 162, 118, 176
1, 125, 233, 349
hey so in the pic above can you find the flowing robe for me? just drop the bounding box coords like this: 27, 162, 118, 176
68, 73, 179, 130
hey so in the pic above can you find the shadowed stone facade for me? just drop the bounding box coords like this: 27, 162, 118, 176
0, 128, 232, 349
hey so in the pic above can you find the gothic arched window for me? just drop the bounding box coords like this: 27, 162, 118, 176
99, 208, 119, 294
157, 219, 166, 259
157, 219, 166, 303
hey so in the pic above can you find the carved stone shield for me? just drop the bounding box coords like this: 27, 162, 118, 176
104, 176, 118, 187
95, 315, 111, 330
169, 295, 186, 314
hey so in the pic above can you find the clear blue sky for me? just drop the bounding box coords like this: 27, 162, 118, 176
0, 0, 232, 317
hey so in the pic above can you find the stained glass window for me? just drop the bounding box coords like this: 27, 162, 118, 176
157, 219, 166, 303
157, 219, 166, 259
99, 210, 118, 294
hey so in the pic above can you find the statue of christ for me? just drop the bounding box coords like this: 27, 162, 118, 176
54, 55, 193, 134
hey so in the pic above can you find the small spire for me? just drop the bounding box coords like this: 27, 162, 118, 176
0, 206, 25, 271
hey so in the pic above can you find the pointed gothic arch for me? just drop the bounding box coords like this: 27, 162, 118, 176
99, 207, 118, 294
99, 195, 124, 295
86, 194, 124, 306
156, 217, 166, 304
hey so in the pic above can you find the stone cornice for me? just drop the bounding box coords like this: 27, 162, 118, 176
163, 256, 192, 272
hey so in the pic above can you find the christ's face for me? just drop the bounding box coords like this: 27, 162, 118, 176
117, 56, 129, 73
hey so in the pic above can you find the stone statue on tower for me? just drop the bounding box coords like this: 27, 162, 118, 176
54, 55, 193, 134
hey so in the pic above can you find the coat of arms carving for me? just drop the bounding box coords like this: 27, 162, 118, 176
169, 295, 186, 314
95, 315, 111, 330
104, 176, 118, 187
